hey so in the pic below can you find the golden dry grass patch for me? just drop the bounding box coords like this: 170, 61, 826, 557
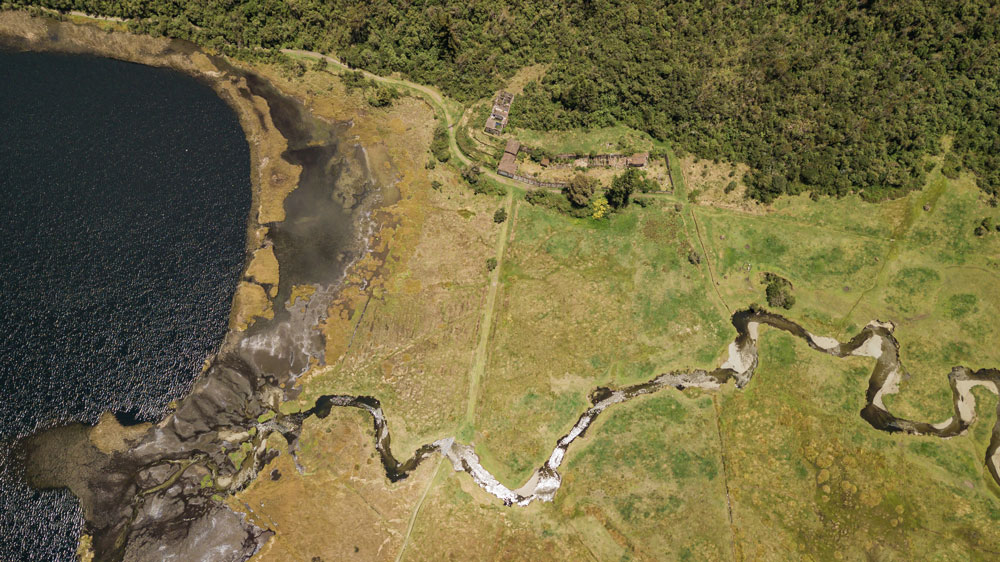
289, 284, 317, 307
240, 410, 437, 562
250, 66, 444, 372
245, 244, 279, 287
87, 412, 152, 455
399, 470, 594, 562
504, 64, 550, 95
230, 281, 274, 331
262, 65, 505, 455
322, 179, 504, 454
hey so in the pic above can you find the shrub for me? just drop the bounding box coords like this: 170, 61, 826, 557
524, 190, 553, 206
282, 59, 306, 78
493, 207, 507, 223
430, 125, 450, 162
340, 70, 368, 92
591, 196, 610, 219
763, 273, 795, 309
462, 166, 481, 185
942, 152, 961, 179
564, 174, 598, 207
975, 217, 997, 236
367, 85, 399, 107
486, 257, 498, 271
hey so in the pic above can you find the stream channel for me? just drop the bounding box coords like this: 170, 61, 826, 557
297, 308, 1000, 506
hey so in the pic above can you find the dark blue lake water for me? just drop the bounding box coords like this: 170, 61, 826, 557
0, 50, 250, 561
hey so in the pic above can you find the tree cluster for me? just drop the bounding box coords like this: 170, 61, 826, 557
763, 273, 795, 310
563, 173, 597, 207
606, 168, 654, 209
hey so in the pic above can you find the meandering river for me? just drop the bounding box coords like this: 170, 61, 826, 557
295, 308, 1000, 506
0, 50, 250, 561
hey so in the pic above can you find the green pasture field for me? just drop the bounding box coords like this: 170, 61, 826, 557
465, 159, 1000, 559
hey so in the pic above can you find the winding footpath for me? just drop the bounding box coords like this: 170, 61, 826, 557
283, 50, 469, 166
282, 49, 563, 193
289, 308, 1000, 506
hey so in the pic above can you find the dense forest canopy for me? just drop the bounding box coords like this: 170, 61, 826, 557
14, 0, 999, 203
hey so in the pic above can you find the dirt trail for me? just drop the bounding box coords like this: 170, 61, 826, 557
394, 458, 443, 562
837, 170, 948, 330
689, 208, 731, 314
464, 194, 516, 428
282, 50, 497, 178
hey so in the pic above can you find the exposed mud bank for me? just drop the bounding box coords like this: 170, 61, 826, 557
2, 12, 385, 562
295, 308, 1000, 506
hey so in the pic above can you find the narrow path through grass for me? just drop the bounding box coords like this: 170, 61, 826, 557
394, 458, 444, 562
711, 394, 739, 561
689, 208, 732, 314
463, 194, 516, 437
836, 168, 948, 332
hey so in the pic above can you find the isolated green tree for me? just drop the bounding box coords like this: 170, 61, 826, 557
607, 168, 640, 208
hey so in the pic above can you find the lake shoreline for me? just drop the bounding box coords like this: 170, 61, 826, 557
0, 10, 390, 561
0, 10, 301, 344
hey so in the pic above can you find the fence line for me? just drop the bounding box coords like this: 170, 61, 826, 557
506, 173, 567, 189
663, 154, 676, 192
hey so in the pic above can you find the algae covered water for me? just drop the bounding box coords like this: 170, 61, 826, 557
0, 50, 250, 560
